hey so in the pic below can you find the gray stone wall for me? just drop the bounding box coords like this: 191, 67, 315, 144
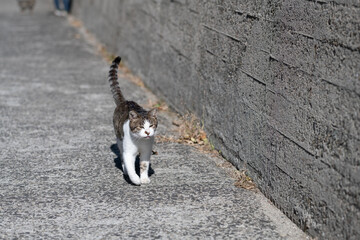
72, 1, 360, 239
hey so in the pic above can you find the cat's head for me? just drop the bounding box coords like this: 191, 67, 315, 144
128, 108, 158, 139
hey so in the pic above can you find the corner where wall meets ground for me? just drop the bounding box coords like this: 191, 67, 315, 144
72, 1, 360, 239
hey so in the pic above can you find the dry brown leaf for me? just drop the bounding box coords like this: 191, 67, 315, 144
68, 16, 82, 28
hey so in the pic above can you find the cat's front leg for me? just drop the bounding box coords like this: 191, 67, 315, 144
140, 161, 150, 184
116, 138, 127, 175
123, 151, 141, 185
139, 150, 151, 184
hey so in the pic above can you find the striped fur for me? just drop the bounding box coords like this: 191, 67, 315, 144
108, 56, 125, 106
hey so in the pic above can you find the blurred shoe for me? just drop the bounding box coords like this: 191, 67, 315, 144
54, 10, 67, 17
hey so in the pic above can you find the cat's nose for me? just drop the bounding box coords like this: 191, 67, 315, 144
145, 131, 150, 136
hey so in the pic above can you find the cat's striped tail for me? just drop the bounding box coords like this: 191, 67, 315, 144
108, 56, 125, 105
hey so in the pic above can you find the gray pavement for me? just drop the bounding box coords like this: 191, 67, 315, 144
0, 1, 310, 239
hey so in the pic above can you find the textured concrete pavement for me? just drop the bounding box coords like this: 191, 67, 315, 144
0, 1, 309, 239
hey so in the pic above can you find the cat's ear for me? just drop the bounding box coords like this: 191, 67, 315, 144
129, 110, 139, 120
148, 108, 158, 118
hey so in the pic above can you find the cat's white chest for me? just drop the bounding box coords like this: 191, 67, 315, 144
122, 120, 154, 152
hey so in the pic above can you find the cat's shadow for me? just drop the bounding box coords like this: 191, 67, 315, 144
110, 144, 155, 185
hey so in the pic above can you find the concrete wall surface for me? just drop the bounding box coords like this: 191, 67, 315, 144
72, 1, 360, 239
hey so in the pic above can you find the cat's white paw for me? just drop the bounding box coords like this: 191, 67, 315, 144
140, 176, 151, 184
129, 175, 141, 185
132, 179, 141, 185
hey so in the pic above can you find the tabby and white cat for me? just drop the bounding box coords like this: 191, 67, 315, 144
108, 56, 158, 185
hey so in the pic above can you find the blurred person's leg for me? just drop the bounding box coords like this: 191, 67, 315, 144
54, 0, 60, 10
54, 0, 67, 16
62, 0, 71, 13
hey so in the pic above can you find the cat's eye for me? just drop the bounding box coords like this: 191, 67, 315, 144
149, 124, 154, 128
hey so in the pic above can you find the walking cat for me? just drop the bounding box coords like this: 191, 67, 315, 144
108, 56, 158, 185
